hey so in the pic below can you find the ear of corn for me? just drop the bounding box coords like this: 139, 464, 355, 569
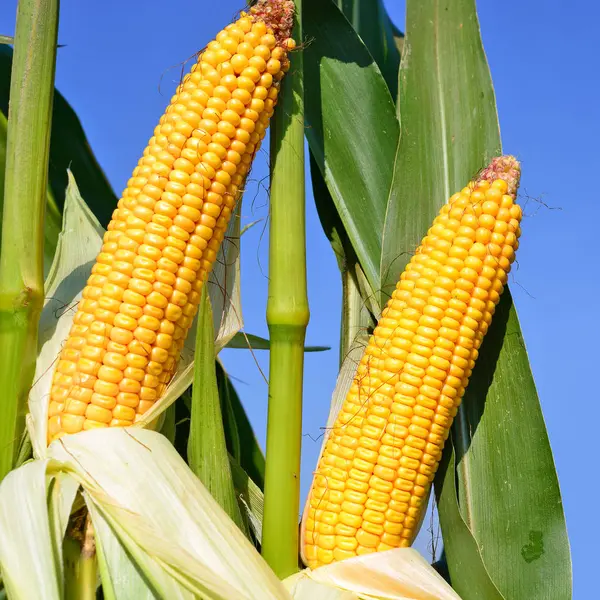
301, 156, 523, 568
47, 0, 295, 444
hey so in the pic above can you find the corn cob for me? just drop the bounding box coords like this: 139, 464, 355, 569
301, 156, 523, 568
47, 0, 295, 443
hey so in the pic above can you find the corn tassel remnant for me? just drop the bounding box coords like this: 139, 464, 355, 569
47, 0, 295, 443
301, 156, 523, 568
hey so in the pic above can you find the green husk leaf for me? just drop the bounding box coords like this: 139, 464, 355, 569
217, 360, 265, 490
188, 289, 246, 533
159, 402, 177, 445
229, 454, 264, 544
47, 473, 79, 586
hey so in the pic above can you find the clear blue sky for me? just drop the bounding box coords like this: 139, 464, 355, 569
1, 0, 597, 596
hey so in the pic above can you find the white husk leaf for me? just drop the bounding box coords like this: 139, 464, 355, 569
89, 500, 193, 600
47, 471, 80, 581
283, 551, 460, 600
28, 173, 244, 454
284, 572, 359, 599
27, 171, 104, 458
301, 550, 461, 600
0, 460, 62, 600
47, 428, 290, 600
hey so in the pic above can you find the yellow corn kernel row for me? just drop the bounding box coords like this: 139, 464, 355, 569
301, 156, 522, 569
47, 0, 295, 443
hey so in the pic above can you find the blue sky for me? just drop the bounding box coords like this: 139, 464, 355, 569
1, 0, 597, 596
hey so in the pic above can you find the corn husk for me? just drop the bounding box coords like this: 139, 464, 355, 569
286, 551, 461, 600
0, 427, 460, 599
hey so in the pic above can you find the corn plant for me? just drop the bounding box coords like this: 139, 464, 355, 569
0, 0, 570, 598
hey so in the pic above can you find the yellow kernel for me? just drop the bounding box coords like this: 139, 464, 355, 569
231, 53, 249, 74
90, 393, 117, 410
85, 404, 113, 424
113, 404, 136, 422
266, 58, 281, 74
260, 34, 276, 49
60, 414, 85, 434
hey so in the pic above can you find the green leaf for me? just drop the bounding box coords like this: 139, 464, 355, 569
334, 0, 401, 100
304, 0, 399, 294
455, 292, 571, 599
0, 111, 5, 210
0, 45, 118, 227
380, 0, 501, 296
187, 289, 247, 534
217, 361, 265, 491
159, 402, 177, 446
309, 152, 375, 364
435, 442, 504, 600
226, 331, 329, 353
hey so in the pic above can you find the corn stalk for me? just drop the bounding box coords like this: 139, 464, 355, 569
0, 0, 58, 481
261, 0, 308, 579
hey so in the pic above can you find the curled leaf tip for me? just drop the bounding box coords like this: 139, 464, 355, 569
477, 155, 521, 197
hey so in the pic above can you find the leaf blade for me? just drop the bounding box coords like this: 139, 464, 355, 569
304, 0, 399, 294
226, 331, 329, 353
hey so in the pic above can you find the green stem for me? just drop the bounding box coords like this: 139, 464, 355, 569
64, 516, 97, 600
261, 1, 308, 579
0, 0, 58, 479
339, 269, 364, 367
